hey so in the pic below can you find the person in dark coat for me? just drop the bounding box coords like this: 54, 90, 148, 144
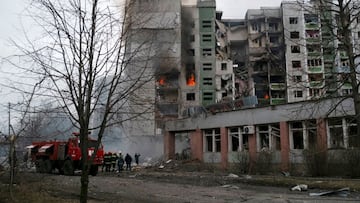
124, 153, 132, 171
134, 153, 140, 165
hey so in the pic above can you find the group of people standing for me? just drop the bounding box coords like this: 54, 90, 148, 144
102, 151, 140, 172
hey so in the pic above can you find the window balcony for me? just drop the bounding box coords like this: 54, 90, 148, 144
305, 23, 320, 30
308, 66, 323, 73
270, 98, 286, 105
307, 51, 321, 57
309, 81, 324, 88
306, 37, 320, 44
270, 83, 286, 90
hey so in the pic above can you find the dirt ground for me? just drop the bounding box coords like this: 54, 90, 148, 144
1, 161, 360, 203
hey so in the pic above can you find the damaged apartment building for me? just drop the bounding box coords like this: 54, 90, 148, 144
122, 0, 360, 174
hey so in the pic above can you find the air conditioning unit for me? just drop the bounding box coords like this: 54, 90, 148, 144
243, 125, 255, 134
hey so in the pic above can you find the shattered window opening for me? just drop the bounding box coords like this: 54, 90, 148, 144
221, 63, 227, 71
292, 60, 301, 68
328, 118, 344, 149
289, 17, 298, 24
291, 45, 300, 53
294, 91, 303, 98
204, 128, 221, 152
290, 31, 300, 39
290, 122, 304, 149
186, 93, 195, 101
229, 127, 249, 151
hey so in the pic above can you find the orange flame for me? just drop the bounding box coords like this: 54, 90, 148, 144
187, 73, 196, 86
158, 77, 165, 86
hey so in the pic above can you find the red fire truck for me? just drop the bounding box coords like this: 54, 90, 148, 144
27, 132, 104, 176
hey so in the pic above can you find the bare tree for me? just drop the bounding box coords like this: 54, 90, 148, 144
6, 0, 166, 202
293, 0, 360, 146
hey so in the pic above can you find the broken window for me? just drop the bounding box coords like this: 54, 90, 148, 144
291, 45, 300, 53
293, 76, 302, 83
258, 125, 269, 150
292, 61, 301, 68
229, 127, 249, 151
269, 36, 278, 43
186, 93, 195, 101
268, 23, 278, 31
289, 17, 298, 24
290, 31, 300, 39
204, 128, 221, 152
306, 120, 317, 149
188, 49, 195, 56
290, 122, 304, 149
309, 89, 320, 97
347, 117, 359, 148
307, 59, 322, 67
294, 90, 303, 98
328, 118, 344, 149
202, 63, 212, 71
251, 23, 260, 31
221, 63, 227, 71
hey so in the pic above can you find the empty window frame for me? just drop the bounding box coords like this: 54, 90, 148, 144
221, 63, 227, 71
346, 117, 359, 148
309, 89, 321, 97
268, 23, 278, 31
229, 127, 249, 152
251, 23, 261, 31
294, 90, 303, 98
204, 128, 221, 152
290, 122, 304, 149
289, 17, 298, 24
291, 45, 301, 53
202, 48, 212, 57
257, 124, 280, 151
293, 75, 302, 83
202, 63, 212, 71
292, 60, 301, 68
203, 77, 213, 86
186, 93, 195, 101
188, 49, 195, 56
290, 31, 300, 39
306, 120, 318, 149
307, 59, 322, 67
328, 118, 344, 148
269, 36, 279, 43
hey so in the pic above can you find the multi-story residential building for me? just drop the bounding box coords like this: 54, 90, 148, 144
119, 0, 360, 174
160, 0, 360, 175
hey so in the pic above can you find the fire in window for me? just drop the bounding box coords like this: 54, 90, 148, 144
186, 73, 196, 86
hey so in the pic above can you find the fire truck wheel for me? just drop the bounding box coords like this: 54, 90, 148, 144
89, 165, 98, 176
35, 159, 45, 173
44, 160, 52, 173
63, 160, 74, 176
